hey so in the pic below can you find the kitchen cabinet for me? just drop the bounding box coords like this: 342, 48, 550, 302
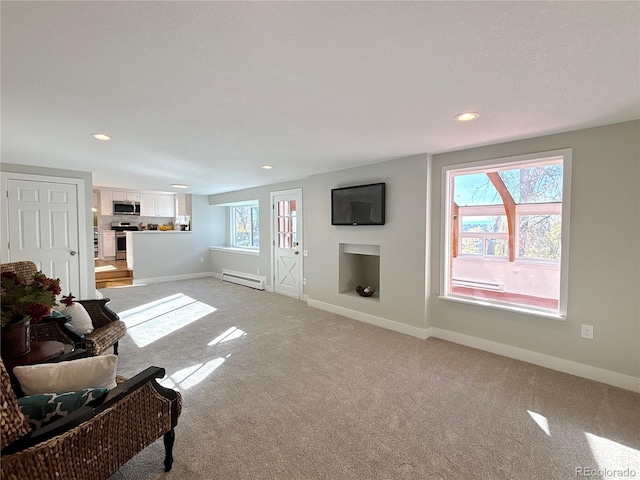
140, 193, 175, 217
156, 194, 175, 217
111, 191, 125, 201
101, 230, 116, 259
100, 190, 113, 216
112, 191, 139, 202
177, 194, 192, 216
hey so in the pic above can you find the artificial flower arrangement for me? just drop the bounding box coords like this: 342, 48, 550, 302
0, 271, 61, 327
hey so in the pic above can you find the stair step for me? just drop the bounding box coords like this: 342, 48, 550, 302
96, 277, 133, 289
95, 270, 133, 280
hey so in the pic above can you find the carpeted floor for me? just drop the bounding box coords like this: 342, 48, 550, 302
102, 277, 640, 480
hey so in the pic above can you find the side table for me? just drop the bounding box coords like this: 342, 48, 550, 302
4, 343, 86, 396
3, 341, 70, 371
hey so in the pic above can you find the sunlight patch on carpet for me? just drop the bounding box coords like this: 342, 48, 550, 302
584, 432, 640, 477
208, 326, 247, 345
118, 293, 217, 347
159, 358, 226, 390
527, 410, 551, 436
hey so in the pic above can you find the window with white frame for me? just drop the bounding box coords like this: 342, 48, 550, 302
231, 205, 259, 249
442, 150, 571, 317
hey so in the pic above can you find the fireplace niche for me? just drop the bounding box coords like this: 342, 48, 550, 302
338, 243, 380, 301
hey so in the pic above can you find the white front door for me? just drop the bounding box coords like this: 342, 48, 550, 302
6, 179, 81, 296
271, 189, 303, 299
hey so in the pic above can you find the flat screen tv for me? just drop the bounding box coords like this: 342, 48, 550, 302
331, 182, 385, 225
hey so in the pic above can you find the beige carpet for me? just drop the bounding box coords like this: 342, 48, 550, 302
102, 277, 640, 480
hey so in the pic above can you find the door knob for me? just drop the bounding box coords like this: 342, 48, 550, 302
70, 250, 77, 256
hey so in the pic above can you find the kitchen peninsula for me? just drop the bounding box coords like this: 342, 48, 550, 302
125, 229, 211, 284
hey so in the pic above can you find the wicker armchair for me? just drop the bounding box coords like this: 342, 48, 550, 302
1, 261, 127, 356
1, 356, 182, 479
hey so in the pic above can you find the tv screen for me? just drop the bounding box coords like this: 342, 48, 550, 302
331, 183, 385, 225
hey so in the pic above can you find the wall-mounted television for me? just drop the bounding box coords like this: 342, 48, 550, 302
331, 182, 385, 225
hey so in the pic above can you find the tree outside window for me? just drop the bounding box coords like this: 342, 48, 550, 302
444, 150, 571, 316
232, 206, 259, 248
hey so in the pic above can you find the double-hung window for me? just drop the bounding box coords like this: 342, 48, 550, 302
441, 149, 572, 318
231, 204, 259, 249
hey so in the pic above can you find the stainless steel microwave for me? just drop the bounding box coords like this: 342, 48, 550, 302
113, 201, 140, 215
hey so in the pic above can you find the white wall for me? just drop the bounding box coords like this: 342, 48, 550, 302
429, 120, 640, 380
208, 155, 429, 335
306, 154, 428, 332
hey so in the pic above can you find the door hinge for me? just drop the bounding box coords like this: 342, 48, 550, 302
273, 240, 275, 246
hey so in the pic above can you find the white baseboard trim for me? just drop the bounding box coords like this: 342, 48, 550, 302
428, 327, 640, 393
212, 272, 222, 280
307, 299, 429, 340
133, 272, 214, 285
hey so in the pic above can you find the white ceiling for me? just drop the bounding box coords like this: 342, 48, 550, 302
2, 2, 638, 195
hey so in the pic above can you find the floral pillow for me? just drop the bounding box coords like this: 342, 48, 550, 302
18, 388, 108, 430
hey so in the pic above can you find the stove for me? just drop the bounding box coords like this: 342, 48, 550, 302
111, 222, 138, 260
111, 221, 139, 232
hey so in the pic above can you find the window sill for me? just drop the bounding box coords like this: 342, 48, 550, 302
209, 246, 260, 256
455, 256, 561, 267
437, 295, 565, 321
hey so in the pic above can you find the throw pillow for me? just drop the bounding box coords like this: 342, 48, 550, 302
62, 303, 94, 335
18, 388, 108, 430
13, 354, 118, 395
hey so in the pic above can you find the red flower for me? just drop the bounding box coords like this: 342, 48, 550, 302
61, 293, 76, 307
47, 280, 62, 297
2, 270, 60, 326
25, 302, 51, 323
1, 271, 21, 284
33, 272, 61, 296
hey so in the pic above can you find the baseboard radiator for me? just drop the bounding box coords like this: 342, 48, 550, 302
452, 278, 504, 292
221, 269, 266, 290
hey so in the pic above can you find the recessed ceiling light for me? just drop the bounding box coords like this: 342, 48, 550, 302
454, 112, 480, 122
171, 184, 189, 189
261, 165, 273, 170
92, 133, 111, 141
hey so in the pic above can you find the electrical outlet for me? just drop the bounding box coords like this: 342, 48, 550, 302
303, 278, 307, 286
581, 324, 594, 340
200, 257, 204, 263
257, 268, 260, 275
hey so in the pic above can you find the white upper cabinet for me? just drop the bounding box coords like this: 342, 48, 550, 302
156, 195, 175, 217
111, 191, 139, 202
139, 193, 156, 217
111, 191, 125, 201
176, 194, 192, 216
140, 193, 175, 217
100, 190, 113, 216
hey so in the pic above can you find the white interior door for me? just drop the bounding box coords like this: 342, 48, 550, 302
6, 179, 81, 296
271, 189, 303, 299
